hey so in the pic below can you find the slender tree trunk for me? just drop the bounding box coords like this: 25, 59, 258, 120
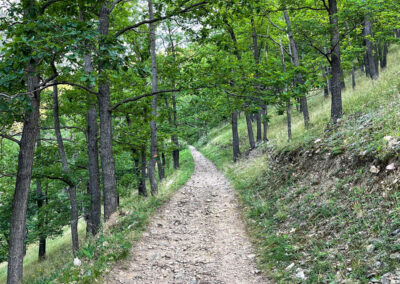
166, 24, 180, 170
84, 54, 101, 236
329, 0, 343, 123
148, 0, 159, 195
345, 22, 356, 90
279, 38, 292, 140
171, 93, 180, 170
7, 62, 41, 284
98, 3, 118, 220
232, 111, 240, 162
284, 11, 310, 128
80, 3, 102, 235
245, 113, 256, 149
36, 130, 46, 261
364, 17, 379, 80
262, 105, 268, 141
364, 53, 371, 77
380, 41, 388, 69
157, 156, 164, 181
250, 18, 263, 143
286, 102, 292, 141
256, 111, 262, 142
52, 84, 79, 256
321, 66, 330, 98
140, 146, 148, 197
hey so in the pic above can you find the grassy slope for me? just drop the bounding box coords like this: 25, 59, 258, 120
198, 47, 400, 283
0, 148, 194, 284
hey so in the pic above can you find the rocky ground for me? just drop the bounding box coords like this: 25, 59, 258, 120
105, 146, 268, 284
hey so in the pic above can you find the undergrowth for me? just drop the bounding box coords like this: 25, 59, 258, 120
198, 47, 400, 283
0, 148, 194, 284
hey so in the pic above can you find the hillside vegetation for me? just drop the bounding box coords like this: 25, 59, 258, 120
198, 47, 400, 283
0, 148, 194, 283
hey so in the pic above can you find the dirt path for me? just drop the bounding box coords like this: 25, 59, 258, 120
105, 146, 268, 284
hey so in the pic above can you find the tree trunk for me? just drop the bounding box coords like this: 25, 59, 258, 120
36, 130, 46, 261
166, 24, 180, 170
364, 17, 379, 80
157, 158, 164, 181
256, 111, 262, 142
139, 146, 148, 197
321, 66, 330, 98
250, 17, 263, 143
84, 54, 101, 236
284, 11, 310, 128
171, 94, 180, 170
351, 66, 356, 89
148, 0, 159, 196
380, 41, 388, 69
232, 111, 240, 162
7, 62, 41, 284
262, 105, 268, 141
329, 0, 343, 123
98, 3, 118, 220
52, 84, 79, 256
286, 102, 292, 141
245, 113, 256, 149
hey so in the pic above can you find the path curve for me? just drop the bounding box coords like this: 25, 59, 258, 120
106, 146, 268, 284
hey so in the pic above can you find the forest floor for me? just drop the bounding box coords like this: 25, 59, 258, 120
105, 146, 268, 284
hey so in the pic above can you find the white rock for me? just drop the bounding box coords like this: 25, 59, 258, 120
370, 166, 380, 174
295, 268, 307, 280
103, 241, 109, 247
366, 244, 375, 253
384, 136, 393, 141
73, 258, 82, 267
285, 263, 295, 271
314, 139, 322, 144
386, 163, 396, 171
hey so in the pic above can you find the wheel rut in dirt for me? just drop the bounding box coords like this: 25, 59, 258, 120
106, 146, 269, 284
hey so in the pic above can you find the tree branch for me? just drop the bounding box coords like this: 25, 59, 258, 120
40, 0, 65, 14
267, 17, 285, 32
110, 89, 180, 112
114, 1, 207, 38
0, 134, 21, 145
42, 81, 98, 95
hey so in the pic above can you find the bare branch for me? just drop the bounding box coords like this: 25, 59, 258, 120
267, 17, 285, 32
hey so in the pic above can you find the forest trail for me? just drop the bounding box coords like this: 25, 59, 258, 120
105, 146, 268, 284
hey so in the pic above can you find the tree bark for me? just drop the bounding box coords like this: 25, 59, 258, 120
148, 0, 159, 196
364, 17, 379, 80
232, 111, 240, 162
36, 130, 46, 261
250, 18, 263, 143
321, 66, 330, 98
262, 105, 268, 141
328, 0, 343, 123
52, 84, 79, 256
7, 62, 41, 284
380, 41, 388, 69
286, 102, 292, 141
166, 24, 180, 170
245, 113, 256, 150
284, 11, 310, 128
139, 146, 148, 197
98, 3, 118, 220
81, 6, 101, 235
256, 111, 262, 142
